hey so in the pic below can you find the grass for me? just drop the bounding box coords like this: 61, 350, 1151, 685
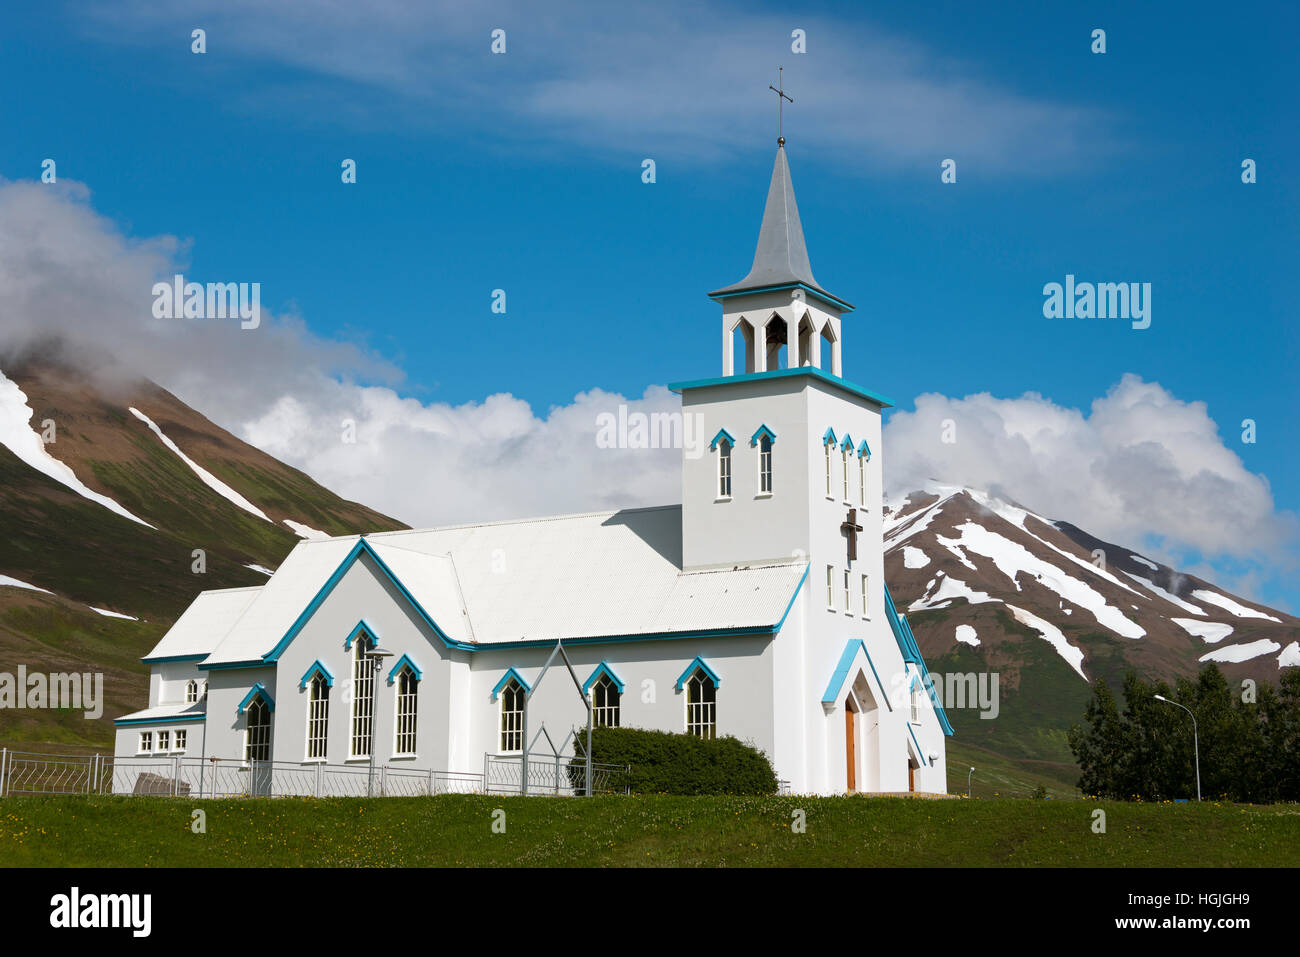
2, 794, 1297, 867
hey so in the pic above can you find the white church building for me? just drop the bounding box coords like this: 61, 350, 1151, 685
114, 139, 954, 796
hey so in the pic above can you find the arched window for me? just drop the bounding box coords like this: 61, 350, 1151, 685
350, 633, 375, 759
717, 438, 732, 499
842, 445, 851, 501
592, 673, 620, 728
395, 665, 419, 755
307, 672, 329, 759
859, 453, 867, 506
823, 431, 836, 496
758, 434, 772, 493
245, 696, 271, 763
685, 668, 717, 739
185, 679, 199, 704
500, 678, 525, 752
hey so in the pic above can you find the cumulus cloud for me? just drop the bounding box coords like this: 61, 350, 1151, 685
882, 378, 1297, 563
82, 0, 1117, 172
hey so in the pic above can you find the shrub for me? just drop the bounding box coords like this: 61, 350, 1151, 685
577, 726, 778, 795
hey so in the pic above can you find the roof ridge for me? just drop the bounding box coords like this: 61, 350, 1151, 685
362, 503, 681, 537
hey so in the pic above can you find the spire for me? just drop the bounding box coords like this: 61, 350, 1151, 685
709, 145, 850, 309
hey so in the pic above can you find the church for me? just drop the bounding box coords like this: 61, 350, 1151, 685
113, 135, 954, 796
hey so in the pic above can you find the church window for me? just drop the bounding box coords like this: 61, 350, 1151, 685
911, 686, 922, 724
245, 696, 271, 763
174, 729, 187, 753
859, 455, 867, 507
592, 673, 620, 728
843, 569, 851, 613
717, 438, 732, 499
157, 730, 169, 752
758, 434, 773, 494
185, 679, 199, 703
395, 665, 419, 755
824, 440, 832, 496
500, 678, 525, 752
861, 573, 870, 617
307, 672, 329, 760
138, 731, 152, 754
350, 633, 375, 759
685, 668, 717, 739
826, 565, 835, 608
842, 446, 851, 501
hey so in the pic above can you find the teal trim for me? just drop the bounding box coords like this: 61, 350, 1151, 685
387, 653, 423, 683
582, 661, 626, 695
821, 639, 892, 711
343, 620, 380, 652
750, 424, 777, 446
907, 723, 930, 767
198, 659, 266, 672
857, 439, 871, 460
299, 659, 335, 691
674, 656, 720, 692
141, 653, 206, 665
840, 433, 855, 452
260, 538, 477, 665
491, 667, 531, 701
884, 585, 955, 736
822, 426, 837, 445
114, 713, 207, 727
707, 280, 854, 312
669, 368, 894, 409
709, 428, 735, 451
237, 683, 274, 715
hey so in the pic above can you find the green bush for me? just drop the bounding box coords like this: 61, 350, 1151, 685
578, 726, 779, 795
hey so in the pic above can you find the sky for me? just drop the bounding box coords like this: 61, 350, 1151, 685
0, 1, 1296, 610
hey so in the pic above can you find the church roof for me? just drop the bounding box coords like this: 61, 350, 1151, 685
708, 145, 852, 310
142, 586, 263, 662
150, 506, 809, 667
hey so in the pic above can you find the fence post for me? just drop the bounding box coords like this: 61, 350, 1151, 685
88, 754, 95, 795
380, 765, 387, 797
1, 747, 7, 797
427, 767, 433, 797
315, 763, 321, 798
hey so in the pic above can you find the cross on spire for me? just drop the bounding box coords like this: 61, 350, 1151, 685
769, 66, 793, 146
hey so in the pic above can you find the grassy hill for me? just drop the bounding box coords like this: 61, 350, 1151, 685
2, 794, 1297, 867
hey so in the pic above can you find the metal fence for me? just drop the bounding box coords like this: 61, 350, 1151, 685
484, 752, 630, 796
0, 748, 481, 799
0, 748, 635, 799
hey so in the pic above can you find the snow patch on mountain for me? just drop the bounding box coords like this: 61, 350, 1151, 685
1007, 603, 1087, 680
0, 371, 155, 528
130, 407, 272, 523
1171, 618, 1233, 644
946, 521, 1146, 639
1130, 575, 1206, 615
902, 546, 930, 569
0, 573, 53, 594
910, 573, 999, 611
283, 518, 329, 540
1279, 643, 1300, 668
1199, 639, 1282, 664
91, 607, 139, 620
1130, 554, 1158, 571
955, 624, 980, 646
1191, 589, 1282, 623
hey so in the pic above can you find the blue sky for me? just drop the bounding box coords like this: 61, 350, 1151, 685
1, 1, 1296, 609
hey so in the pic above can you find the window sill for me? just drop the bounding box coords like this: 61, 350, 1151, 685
301, 758, 328, 765
390, 754, 418, 761
754, 492, 772, 499
714, 496, 732, 504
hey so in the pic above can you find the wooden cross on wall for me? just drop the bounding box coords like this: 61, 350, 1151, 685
841, 508, 863, 562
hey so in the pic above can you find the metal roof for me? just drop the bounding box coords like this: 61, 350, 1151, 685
708, 145, 850, 309
142, 586, 262, 662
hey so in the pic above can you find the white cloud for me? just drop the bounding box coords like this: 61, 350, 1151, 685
881, 378, 1298, 563
81, 0, 1116, 172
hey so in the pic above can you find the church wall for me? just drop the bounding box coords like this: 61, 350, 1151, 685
202, 665, 277, 763
269, 551, 467, 772
468, 635, 776, 773
154, 661, 205, 708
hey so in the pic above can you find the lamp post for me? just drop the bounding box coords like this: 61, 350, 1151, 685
1154, 694, 1201, 802
363, 647, 394, 797
967, 766, 975, 799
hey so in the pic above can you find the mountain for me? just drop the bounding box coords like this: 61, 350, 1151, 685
0, 355, 406, 750
884, 483, 1299, 796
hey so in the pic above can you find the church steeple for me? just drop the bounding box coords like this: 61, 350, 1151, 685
710, 143, 852, 379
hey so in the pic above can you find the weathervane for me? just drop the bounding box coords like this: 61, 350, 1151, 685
769, 66, 793, 146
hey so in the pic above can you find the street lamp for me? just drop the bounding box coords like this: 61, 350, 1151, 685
967, 766, 975, 799
1154, 694, 1201, 802
362, 647, 394, 797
